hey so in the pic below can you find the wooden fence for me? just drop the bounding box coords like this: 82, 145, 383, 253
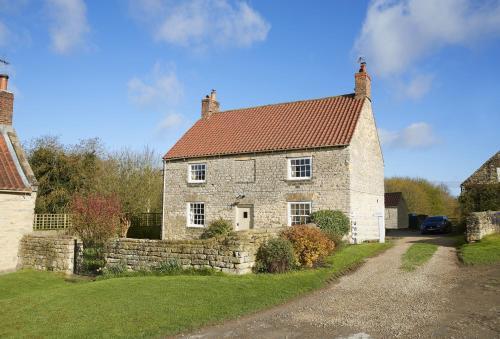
33, 214, 73, 231
33, 213, 162, 232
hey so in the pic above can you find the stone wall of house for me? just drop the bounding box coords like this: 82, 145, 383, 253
163, 147, 351, 240
384, 207, 398, 229
17, 234, 78, 274
385, 202, 409, 230
0, 192, 36, 273
106, 228, 283, 274
466, 211, 500, 243
348, 100, 385, 242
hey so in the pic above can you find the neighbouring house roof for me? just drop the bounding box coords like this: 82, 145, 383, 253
385, 192, 404, 208
0, 128, 37, 192
461, 151, 500, 188
164, 94, 365, 160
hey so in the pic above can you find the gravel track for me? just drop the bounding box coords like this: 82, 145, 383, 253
177, 232, 500, 338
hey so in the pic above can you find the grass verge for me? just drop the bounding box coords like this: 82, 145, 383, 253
457, 233, 500, 265
401, 243, 438, 271
0, 241, 391, 338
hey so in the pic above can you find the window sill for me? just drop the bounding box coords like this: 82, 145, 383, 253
187, 182, 206, 187
286, 178, 312, 183
186, 225, 205, 228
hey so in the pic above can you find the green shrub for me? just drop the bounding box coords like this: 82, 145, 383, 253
459, 183, 500, 217
102, 261, 128, 276
201, 218, 233, 239
255, 238, 296, 273
310, 210, 350, 244
153, 259, 182, 274
281, 225, 334, 268
82, 245, 106, 275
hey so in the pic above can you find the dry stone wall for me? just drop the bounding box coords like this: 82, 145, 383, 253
18, 229, 283, 275
18, 234, 78, 274
466, 211, 500, 242
106, 228, 282, 274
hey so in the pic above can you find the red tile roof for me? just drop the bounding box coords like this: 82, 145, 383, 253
165, 94, 365, 160
385, 192, 403, 207
0, 133, 29, 191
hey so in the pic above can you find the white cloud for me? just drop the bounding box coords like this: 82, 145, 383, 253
156, 113, 184, 131
355, 0, 500, 77
379, 122, 438, 149
132, 0, 270, 50
127, 63, 183, 106
46, 0, 90, 54
0, 21, 10, 47
395, 73, 434, 100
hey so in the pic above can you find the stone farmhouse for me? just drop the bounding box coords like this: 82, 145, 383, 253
0, 74, 38, 272
461, 151, 500, 192
384, 192, 409, 229
162, 63, 384, 243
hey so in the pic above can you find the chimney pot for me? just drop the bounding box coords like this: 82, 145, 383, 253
201, 89, 220, 119
0, 74, 9, 91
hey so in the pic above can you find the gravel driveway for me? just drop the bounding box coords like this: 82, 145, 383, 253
177, 232, 500, 338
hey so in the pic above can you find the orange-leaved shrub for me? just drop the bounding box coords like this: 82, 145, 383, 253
281, 225, 335, 268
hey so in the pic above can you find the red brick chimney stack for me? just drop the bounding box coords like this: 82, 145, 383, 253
0, 74, 13, 125
201, 89, 220, 119
354, 61, 371, 101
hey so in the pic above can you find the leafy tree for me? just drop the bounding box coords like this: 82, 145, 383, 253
94, 147, 163, 215
26, 136, 163, 215
385, 177, 458, 217
27, 136, 102, 213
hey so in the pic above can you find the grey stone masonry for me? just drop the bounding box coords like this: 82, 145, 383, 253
106, 228, 283, 274
466, 211, 500, 243
17, 229, 283, 275
18, 234, 78, 274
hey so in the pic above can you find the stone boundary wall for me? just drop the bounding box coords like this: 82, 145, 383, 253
17, 228, 283, 275
18, 234, 79, 274
466, 211, 500, 243
106, 228, 283, 274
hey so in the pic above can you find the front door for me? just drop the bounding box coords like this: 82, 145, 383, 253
236, 205, 253, 230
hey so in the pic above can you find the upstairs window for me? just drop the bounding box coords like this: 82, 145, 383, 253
288, 202, 312, 226
188, 163, 206, 183
187, 202, 205, 227
288, 157, 312, 180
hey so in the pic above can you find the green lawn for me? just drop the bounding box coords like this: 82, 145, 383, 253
458, 233, 500, 265
401, 243, 438, 271
0, 242, 391, 338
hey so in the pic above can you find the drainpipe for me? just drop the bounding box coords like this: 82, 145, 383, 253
161, 160, 166, 240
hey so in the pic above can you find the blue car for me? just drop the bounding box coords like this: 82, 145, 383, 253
420, 216, 452, 234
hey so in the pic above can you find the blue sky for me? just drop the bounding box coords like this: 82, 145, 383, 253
1, 0, 499, 195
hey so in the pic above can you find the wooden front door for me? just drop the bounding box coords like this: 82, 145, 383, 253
236, 205, 253, 230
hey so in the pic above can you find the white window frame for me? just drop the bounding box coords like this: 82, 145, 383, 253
287, 201, 312, 226
186, 202, 205, 228
187, 163, 206, 183
287, 156, 312, 180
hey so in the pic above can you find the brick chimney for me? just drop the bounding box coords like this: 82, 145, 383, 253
0, 74, 13, 125
201, 89, 219, 119
354, 62, 371, 101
